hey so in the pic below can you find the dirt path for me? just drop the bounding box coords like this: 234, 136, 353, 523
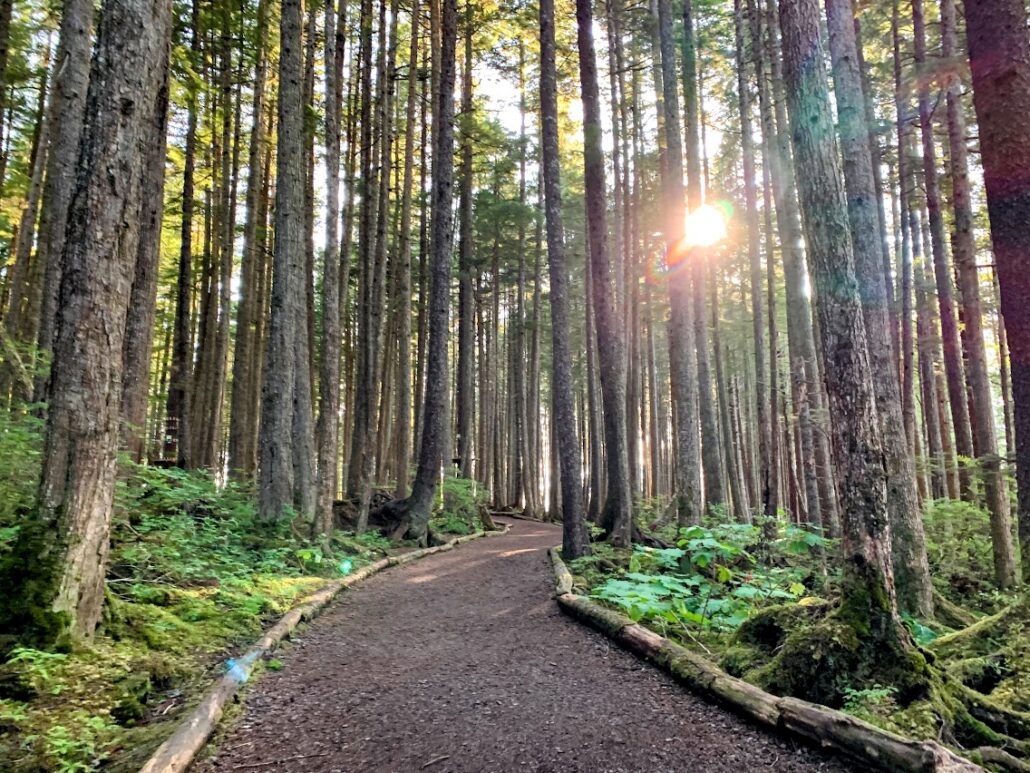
196, 518, 855, 772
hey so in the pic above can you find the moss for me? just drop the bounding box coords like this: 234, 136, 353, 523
0, 519, 74, 652
718, 644, 766, 677
742, 598, 931, 710
734, 600, 831, 654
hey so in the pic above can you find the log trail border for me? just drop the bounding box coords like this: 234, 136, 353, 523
138, 524, 510, 773
547, 547, 982, 773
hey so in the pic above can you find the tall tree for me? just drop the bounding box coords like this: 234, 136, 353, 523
35, 0, 94, 406
962, 0, 1030, 583
940, 0, 1017, 588
2, 0, 173, 644
656, 0, 702, 527
164, 0, 200, 469
776, 0, 918, 687
259, 0, 307, 522
385, 0, 458, 544
912, 0, 976, 499
579, 0, 633, 545
540, 0, 589, 559
315, 0, 346, 539
824, 0, 933, 614
455, 0, 474, 478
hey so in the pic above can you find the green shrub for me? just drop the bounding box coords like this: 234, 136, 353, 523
922, 498, 1007, 611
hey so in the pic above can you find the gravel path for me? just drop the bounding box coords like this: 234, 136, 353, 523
197, 518, 856, 772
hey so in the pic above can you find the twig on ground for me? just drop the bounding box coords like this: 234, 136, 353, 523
232, 752, 329, 769
421, 754, 451, 768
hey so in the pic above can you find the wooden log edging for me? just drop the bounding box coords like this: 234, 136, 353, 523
547, 548, 982, 773
139, 524, 511, 773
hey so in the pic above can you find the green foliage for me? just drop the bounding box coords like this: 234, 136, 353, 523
587, 523, 829, 637
1, 463, 396, 771
842, 684, 899, 722
430, 475, 488, 535
5, 648, 70, 695
922, 498, 1013, 612
25, 713, 118, 773
0, 409, 44, 556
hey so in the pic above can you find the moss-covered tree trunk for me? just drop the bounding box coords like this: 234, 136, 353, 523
776, 0, 922, 690
5, 0, 173, 645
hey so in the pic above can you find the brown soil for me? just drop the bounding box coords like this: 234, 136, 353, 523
195, 518, 856, 772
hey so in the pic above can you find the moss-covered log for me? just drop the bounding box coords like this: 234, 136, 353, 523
139, 525, 509, 773
548, 549, 980, 771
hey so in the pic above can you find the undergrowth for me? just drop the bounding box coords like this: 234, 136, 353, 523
569, 498, 1030, 769
569, 520, 832, 652
0, 436, 468, 773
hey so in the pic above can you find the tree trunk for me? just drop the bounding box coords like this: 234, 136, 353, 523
540, 0, 590, 558
5, 0, 172, 645
577, 0, 633, 545
259, 0, 306, 521
228, 0, 271, 480
395, 0, 458, 544
164, 0, 200, 468
961, 0, 1030, 583
33, 0, 95, 404
392, 0, 419, 498
656, 0, 702, 528
315, 0, 346, 538
455, 2, 474, 478
912, 0, 976, 500
824, 0, 933, 615
940, 0, 1017, 588
121, 42, 171, 462
779, 0, 907, 646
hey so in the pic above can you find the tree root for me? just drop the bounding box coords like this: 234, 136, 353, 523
631, 524, 671, 549
933, 590, 979, 630
734, 599, 1030, 767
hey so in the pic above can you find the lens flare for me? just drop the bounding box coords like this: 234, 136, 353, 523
684, 203, 729, 249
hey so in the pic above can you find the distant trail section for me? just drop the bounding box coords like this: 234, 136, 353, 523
196, 518, 856, 772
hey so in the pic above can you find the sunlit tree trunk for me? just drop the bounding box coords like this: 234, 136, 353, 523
577, 0, 632, 544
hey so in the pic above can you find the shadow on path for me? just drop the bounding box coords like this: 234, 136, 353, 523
197, 518, 855, 772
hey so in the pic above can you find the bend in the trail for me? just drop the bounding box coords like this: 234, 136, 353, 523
197, 518, 856, 772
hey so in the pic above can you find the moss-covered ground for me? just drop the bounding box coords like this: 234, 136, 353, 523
568, 500, 1029, 771
0, 465, 486, 772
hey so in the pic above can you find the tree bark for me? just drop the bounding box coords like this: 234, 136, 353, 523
5, 0, 172, 645
961, 0, 1030, 583
259, 0, 307, 521
315, 0, 346, 538
912, 0, 976, 500
540, 0, 590, 558
577, 0, 633, 545
395, 0, 458, 544
455, 2, 474, 479
656, 0, 702, 528
779, 0, 905, 637
824, 0, 933, 615
940, 0, 1017, 588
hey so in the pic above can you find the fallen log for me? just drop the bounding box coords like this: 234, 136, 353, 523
548, 548, 982, 773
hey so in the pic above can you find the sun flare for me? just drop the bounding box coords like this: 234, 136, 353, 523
683, 204, 729, 249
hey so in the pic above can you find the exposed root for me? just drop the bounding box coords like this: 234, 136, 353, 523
933, 590, 979, 629
729, 597, 1030, 766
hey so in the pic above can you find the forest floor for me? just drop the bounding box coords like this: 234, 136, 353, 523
194, 518, 855, 772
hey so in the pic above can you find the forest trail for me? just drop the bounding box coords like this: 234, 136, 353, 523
196, 518, 855, 772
